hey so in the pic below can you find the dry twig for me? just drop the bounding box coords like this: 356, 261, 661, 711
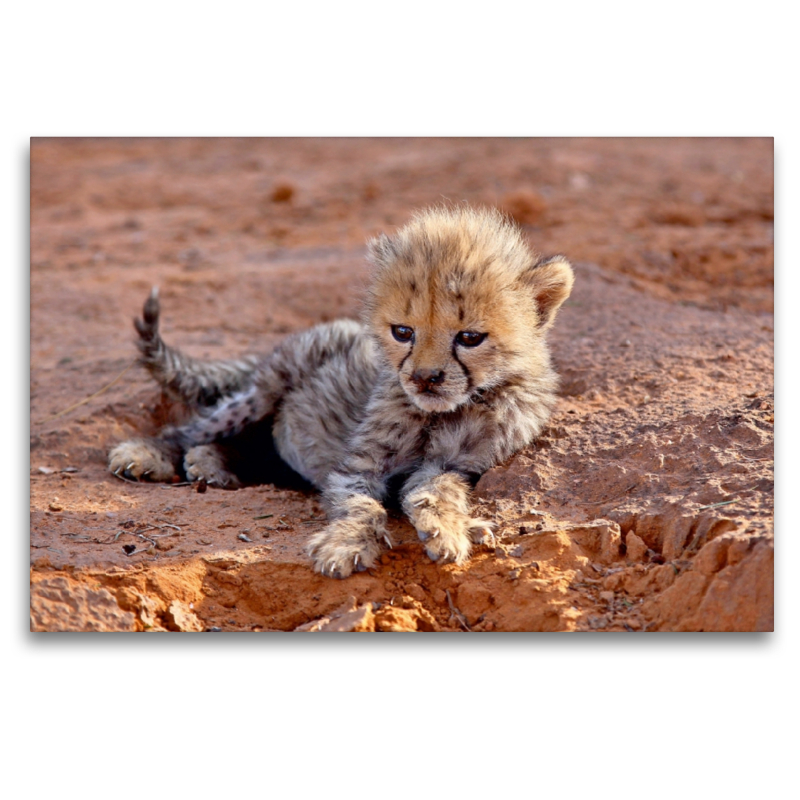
697, 498, 740, 511
41, 359, 137, 423
445, 589, 472, 632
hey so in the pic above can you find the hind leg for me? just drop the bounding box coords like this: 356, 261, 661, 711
108, 386, 261, 487
108, 437, 241, 488
183, 445, 241, 488
108, 438, 180, 482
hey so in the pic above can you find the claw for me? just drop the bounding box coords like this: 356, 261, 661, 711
125, 462, 135, 472
354, 554, 360, 569
412, 497, 430, 508
383, 535, 392, 549
431, 529, 439, 539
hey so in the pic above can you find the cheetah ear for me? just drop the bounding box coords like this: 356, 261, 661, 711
519, 256, 575, 329
366, 233, 396, 270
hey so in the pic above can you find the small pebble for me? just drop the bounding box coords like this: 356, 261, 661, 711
271, 183, 295, 203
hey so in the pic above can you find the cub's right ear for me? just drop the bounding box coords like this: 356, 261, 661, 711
366, 233, 397, 270
519, 256, 575, 329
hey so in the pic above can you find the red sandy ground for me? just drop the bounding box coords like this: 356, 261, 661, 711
29, 137, 773, 632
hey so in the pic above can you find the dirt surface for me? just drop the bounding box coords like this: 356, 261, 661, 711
29, 137, 774, 632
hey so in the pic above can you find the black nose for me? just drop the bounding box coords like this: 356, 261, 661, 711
411, 369, 445, 391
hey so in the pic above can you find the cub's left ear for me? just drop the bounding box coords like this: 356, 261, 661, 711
519, 256, 575, 329
366, 233, 396, 271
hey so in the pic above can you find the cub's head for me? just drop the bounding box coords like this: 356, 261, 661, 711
365, 206, 574, 414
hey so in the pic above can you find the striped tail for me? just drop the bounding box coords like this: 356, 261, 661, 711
134, 287, 261, 409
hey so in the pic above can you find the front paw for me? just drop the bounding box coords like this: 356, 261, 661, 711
423, 518, 497, 563
184, 446, 241, 489
307, 518, 388, 579
420, 528, 471, 564
406, 489, 495, 564
108, 439, 177, 482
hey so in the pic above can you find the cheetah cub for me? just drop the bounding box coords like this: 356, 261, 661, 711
108, 206, 574, 578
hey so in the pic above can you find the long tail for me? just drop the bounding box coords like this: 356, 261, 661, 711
134, 287, 261, 409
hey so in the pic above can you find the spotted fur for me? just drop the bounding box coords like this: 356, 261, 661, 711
108, 205, 574, 577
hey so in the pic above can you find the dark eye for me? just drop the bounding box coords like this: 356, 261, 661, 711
391, 325, 414, 343
455, 331, 487, 347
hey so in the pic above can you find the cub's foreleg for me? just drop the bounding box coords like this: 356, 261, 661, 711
401, 465, 495, 565
307, 471, 390, 579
